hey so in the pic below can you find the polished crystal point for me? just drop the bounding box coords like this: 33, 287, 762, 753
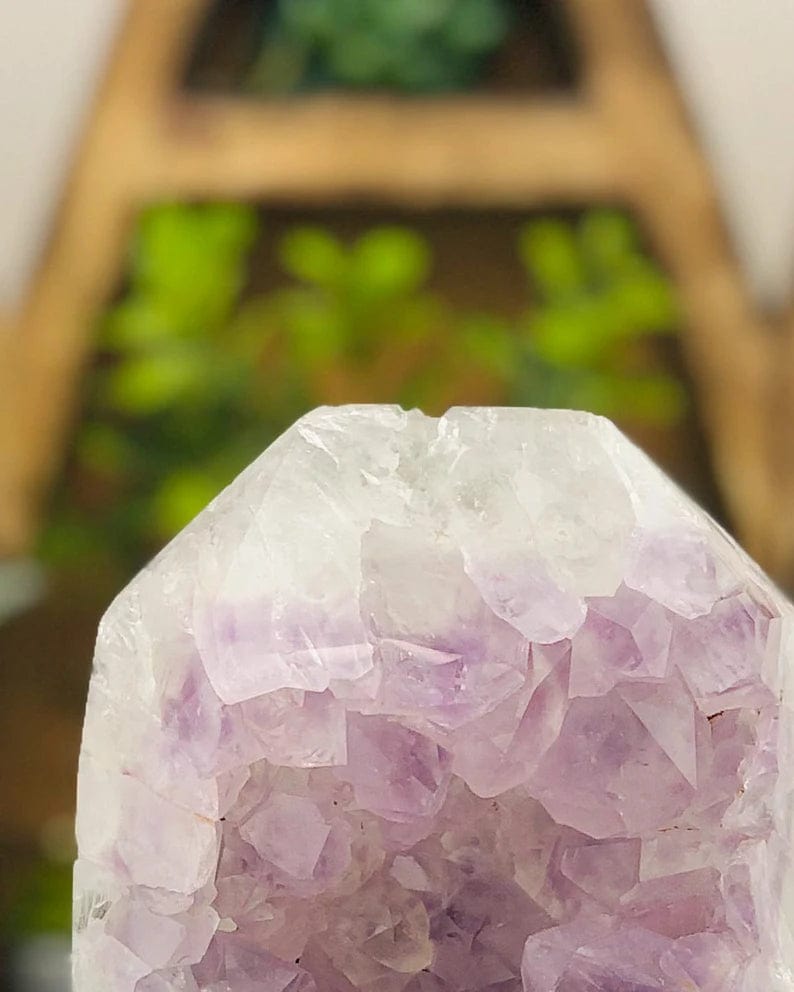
74, 406, 794, 992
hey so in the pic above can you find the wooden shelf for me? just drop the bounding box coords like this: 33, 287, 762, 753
1, 0, 791, 584
150, 95, 619, 205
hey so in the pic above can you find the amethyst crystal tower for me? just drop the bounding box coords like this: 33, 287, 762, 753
74, 407, 794, 992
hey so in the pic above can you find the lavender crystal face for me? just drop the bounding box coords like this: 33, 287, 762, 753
74, 406, 794, 992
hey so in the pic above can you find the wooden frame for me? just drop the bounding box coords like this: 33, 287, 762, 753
0, 0, 788, 581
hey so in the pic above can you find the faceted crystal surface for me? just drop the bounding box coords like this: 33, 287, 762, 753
74, 406, 794, 992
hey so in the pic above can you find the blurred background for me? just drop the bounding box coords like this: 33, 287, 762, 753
1, 1, 793, 989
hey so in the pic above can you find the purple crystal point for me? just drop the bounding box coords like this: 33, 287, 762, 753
74, 407, 794, 992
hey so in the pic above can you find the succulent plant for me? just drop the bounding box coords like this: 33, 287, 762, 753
249, 0, 512, 93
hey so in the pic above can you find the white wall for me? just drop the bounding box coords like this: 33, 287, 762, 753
0, 0, 126, 314
648, 0, 794, 311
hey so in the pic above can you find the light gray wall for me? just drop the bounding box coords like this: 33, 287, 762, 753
0, 0, 126, 313
648, 0, 794, 311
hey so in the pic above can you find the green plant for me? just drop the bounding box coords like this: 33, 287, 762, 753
2, 861, 72, 939
249, 0, 512, 94
42, 203, 262, 567
42, 209, 457, 567
42, 204, 681, 572
511, 210, 683, 421
264, 224, 439, 373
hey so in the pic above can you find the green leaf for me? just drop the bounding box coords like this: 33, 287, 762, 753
76, 423, 134, 476
530, 299, 617, 369
279, 227, 347, 287
276, 0, 506, 92
445, 0, 510, 53
325, 31, 392, 85
613, 374, 686, 423
38, 513, 109, 567
392, 293, 446, 343
277, 289, 349, 365
131, 204, 256, 330
606, 264, 677, 334
376, 0, 456, 34
199, 201, 258, 252
101, 351, 207, 415
152, 469, 221, 537
350, 227, 430, 298
226, 296, 282, 359
4, 861, 72, 937
278, 0, 336, 42
578, 209, 638, 277
101, 297, 179, 351
460, 313, 516, 378
135, 204, 255, 286
570, 372, 686, 424
390, 42, 471, 91
508, 346, 579, 408
519, 219, 586, 300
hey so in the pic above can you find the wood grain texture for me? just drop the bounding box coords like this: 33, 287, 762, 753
151, 95, 620, 204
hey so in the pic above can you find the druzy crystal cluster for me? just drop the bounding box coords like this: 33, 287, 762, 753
74, 406, 794, 992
